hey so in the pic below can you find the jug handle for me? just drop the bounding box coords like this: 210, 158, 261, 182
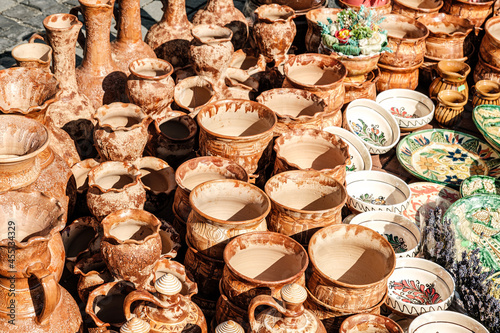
29, 33, 47, 44
248, 295, 294, 332
27, 264, 60, 326
123, 290, 164, 320
69, 6, 86, 49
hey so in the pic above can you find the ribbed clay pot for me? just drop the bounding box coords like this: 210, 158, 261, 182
174, 76, 217, 115
435, 89, 467, 127
474, 53, 500, 84
472, 80, 500, 108
429, 60, 470, 101
265, 170, 347, 245
186, 179, 270, 259
305, 8, 341, 53
442, 0, 493, 28
480, 16, 500, 69
377, 61, 421, 91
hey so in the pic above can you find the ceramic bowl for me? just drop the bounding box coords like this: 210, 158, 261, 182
376, 89, 435, 131
344, 99, 400, 154
460, 175, 500, 197
408, 310, 489, 333
473, 104, 500, 151
350, 211, 421, 258
323, 126, 372, 173
387, 258, 455, 316
345, 170, 411, 214
340, 313, 404, 333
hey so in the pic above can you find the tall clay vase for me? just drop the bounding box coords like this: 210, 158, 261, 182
111, 0, 157, 75
192, 0, 249, 50
145, 0, 193, 68
73, 0, 127, 110
42, 13, 96, 160
253, 4, 296, 64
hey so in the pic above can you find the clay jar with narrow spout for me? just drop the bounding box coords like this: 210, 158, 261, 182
93, 102, 151, 161
429, 60, 471, 101
253, 4, 296, 64
101, 209, 162, 290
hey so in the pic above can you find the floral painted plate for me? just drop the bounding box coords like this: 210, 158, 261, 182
443, 194, 500, 272
473, 104, 500, 152
460, 175, 500, 197
396, 129, 500, 188
403, 182, 460, 228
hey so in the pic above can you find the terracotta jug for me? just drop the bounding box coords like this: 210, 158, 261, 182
111, 0, 156, 75
173, 76, 217, 115
429, 60, 470, 101
11, 37, 52, 71
249, 284, 327, 333
123, 273, 208, 333
472, 80, 500, 108
192, 0, 249, 50
73, 0, 127, 110
435, 89, 467, 127
145, 0, 193, 68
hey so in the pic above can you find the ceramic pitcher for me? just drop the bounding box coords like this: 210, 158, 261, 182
11, 36, 52, 71
429, 60, 471, 101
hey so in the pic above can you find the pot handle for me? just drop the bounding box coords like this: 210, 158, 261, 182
123, 290, 164, 320
29, 33, 47, 44
248, 295, 288, 331
69, 6, 86, 49
27, 264, 60, 326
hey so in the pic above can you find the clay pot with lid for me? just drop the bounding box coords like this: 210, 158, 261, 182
480, 16, 500, 69
435, 89, 467, 127
442, 0, 493, 28
121, 317, 150, 333
305, 8, 341, 53
174, 76, 217, 115
11, 38, 52, 71
391, 0, 443, 18
429, 60, 470, 101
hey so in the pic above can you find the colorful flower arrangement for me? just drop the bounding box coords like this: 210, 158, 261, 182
318, 6, 392, 57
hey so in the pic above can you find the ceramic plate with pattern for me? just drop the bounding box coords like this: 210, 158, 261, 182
396, 129, 500, 188
443, 194, 500, 272
473, 104, 500, 152
403, 182, 460, 228
460, 175, 500, 197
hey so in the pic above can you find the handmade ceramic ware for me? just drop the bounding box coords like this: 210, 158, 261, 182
386, 257, 454, 316
344, 69, 380, 104
173, 76, 217, 115
408, 310, 489, 333
474, 53, 500, 84
308, 224, 396, 310
376, 89, 435, 131
71, 158, 100, 216
397, 129, 500, 187
442, 0, 493, 28
480, 16, 500, 69
323, 126, 372, 172
391, 0, 443, 18
339, 314, 403, 333
338, 0, 393, 14
472, 80, 500, 109
62, 216, 99, 271
215, 289, 250, 330
121, 317, 150, 333
11, 39, 52, 71
222, 68, 259, 100
265, 170, 347, 245
344, 99, 400, 154
429, 60, 470, 101
229, 49, 266, 76
215, 321, 244, 333
376, 61, 421, 91
435, 90, 467, 127
74, 253, 114, 302
473, 104, 500, 151
345, 170, 412, 214
350, 212, 421, 258
305, 8, 341, 53
460, 175, 500, 197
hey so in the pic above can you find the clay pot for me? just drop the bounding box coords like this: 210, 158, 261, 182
338, 0, 393, 14
339, 314, 403, 333
391, 0, 443, 18
221, 231, 308, 309
308, 224, 396, 311
197, 99, 277, 176
121, 317, 150, 333
435, 89, 467, 127
480, 16, 500, 69
145, 0, 193, 68
111, 0, 157, 75
73, 0, 127, 110
429, 60, 470, 100
442, 0, 494, 28
253, 4, 297, 64
472, 80, 500, 108
62, 216, 99, 271
158, 224, 182, 259
265, 170, 347, 245
126, 58, 175, 116
71, 158, 100, 217
305, 8, 341, 53
273, 128, 350, 185
377, 61, 421, 91
174, 156, 248, 224
93, 102, 151, 161
0, 67, 58, 121
11, 38, 52, 71
190, 25, 234, 89
74, 253, 114, 302
283, 53, 346, 111
344, 69, 380, 104
417, 13, 474, 60
379, 14, 428, 67
222, 68, 260, 100
151, 258, 198, 297
44, 117, 81, 168
187, 179, 270, 259
174, 76, 217, 115
86, 161, 146, 220
474, 53, 500, 84
192, 0, 249, 50
215, 290, 249, 331
229, 49, 267, 75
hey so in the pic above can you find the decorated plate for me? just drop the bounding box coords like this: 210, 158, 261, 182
396, 129, 500, 188
443, 194, 500, 272
460, 175, 500, 197
403, 182, 460, 227
473, 104, 500, 152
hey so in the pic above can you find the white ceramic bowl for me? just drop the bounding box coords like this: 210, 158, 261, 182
345, 170, 411, 214
387, 258, 455, 316
350, 211, 421, 258
344, 99, 400, 154
408, 310, 488, 333
376, 89, 435, 131
323, 126, 372, 173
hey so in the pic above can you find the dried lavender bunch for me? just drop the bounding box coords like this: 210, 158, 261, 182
422, 207, 456, 270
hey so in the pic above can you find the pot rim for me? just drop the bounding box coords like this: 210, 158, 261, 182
305, 7, 341, 24
78, 0, 114, 8
254, 4, 297, 23
94, 102, 151, 132
485, 16, 500, 45
284, 53, 347, 89
11, 43, 52, 63
437, 90, 467, 107
191, 24, 233, 44
424, 43, 475, 62
475, 80, 500, 98
377, 59, 424, 72
416, 13, 473, 38
43, 13, 83, 32
101, 208, 161, 245
338, 0, 393, 10
153, 110, 198, 141
132, 156, 176, 195
87, 160, 143, 194
173, 76, 216, 113
129, 58, 174, 80
382, 14, 429, 41
393, 0, 443, 12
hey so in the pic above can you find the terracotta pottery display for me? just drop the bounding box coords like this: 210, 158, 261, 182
173, 76, 217, 115
474, 53, 500, 84
307, 224, 396, 311
273, 128, 350, 184
265, 170, 347, 245
221, 231, 308, 309
145, 0, 193, 68
379, 14, 428, 67
93, 102, 151, 161
123, 274, 208, 333
248, 283, 327, 333
480, 16, 500, 69
429, 60, 470, 101
344, 69, 380, 104
86, 160, 146, 220
305, 8, 341, 52
435, 89, 467, 127
73, 0, 127, 109
442, 0, 494, 28
339, 314, 403, 333
377, 61, 421, 91
192, 0, 249, 50
11, 38, 52, 71
197, 99, 277, 177
253, 4, 296, 64
126, 58, 175, 116
283, 53, 347, 111
111, 0, 156, 75
187, 179, 270, 259
391, 0, 443, 18
416, 13, 474, 60
472, 80, 500, 108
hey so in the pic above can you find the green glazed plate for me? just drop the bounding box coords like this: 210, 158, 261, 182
396, 129, 500, 188
473, 104, 500, 152
443, 194, 500, 272
460, 175, 500, 197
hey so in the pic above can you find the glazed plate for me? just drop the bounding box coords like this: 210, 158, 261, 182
460, 175, 500, 197
323, 126, 372, 172
473, 104, 500, 152
403, 182, 460, 228
443, 194, 500, 272
408, 311, 489, 333
397, 129, 500, 188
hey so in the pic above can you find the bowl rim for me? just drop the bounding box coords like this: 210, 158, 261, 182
472, 103, 500, 151
323, 126, 373, 172
408, 310, 489, 333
